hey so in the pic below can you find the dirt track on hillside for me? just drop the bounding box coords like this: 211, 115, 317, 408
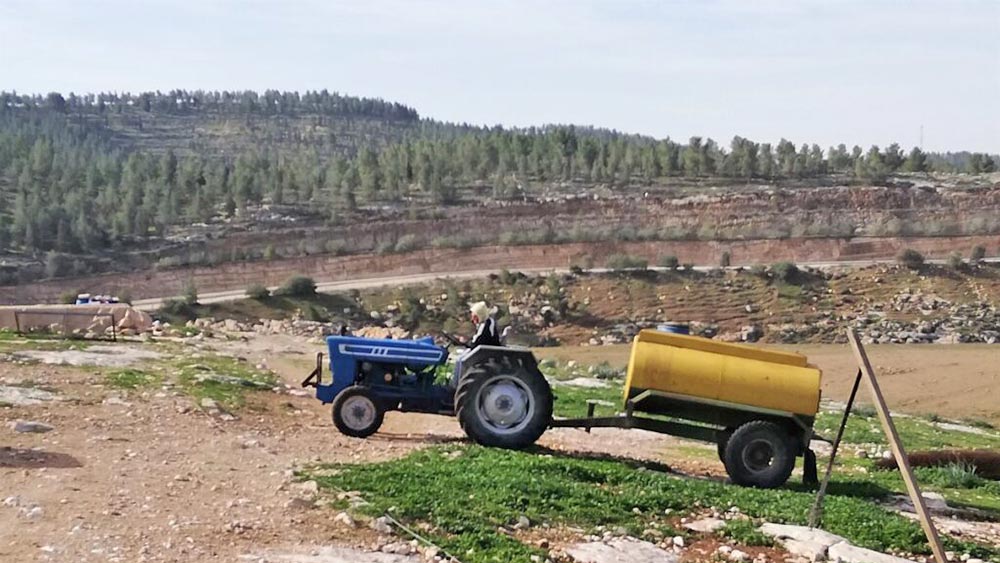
535, 343, 1000, 424
5, 234, 1000, 305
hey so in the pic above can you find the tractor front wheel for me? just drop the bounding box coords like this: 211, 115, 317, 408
332, 386, 384, 438
455, 360, 552, 449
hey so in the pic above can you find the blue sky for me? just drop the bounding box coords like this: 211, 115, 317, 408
2, 0, 998, 152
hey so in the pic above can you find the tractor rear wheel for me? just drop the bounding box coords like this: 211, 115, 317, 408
455, 359, 552, 449
723, 420, 796, 489
332, 386, 384, 438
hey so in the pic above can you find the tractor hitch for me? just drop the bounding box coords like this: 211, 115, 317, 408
301, 352, 324, 388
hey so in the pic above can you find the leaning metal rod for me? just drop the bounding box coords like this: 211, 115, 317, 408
808, 369, 862, 528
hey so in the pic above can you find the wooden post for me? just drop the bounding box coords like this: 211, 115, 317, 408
847, 330, 947, 563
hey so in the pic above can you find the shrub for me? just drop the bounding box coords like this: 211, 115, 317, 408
245, 284, 270, 300
117, 290, 133, 305
658, 255, 679, 270
182, 282, 199, 306
276, 275, 317, 297
897, 248, 925, 270
919, 462, 985, 490
750, 264, 767, 278
263, 245, 276, 260
394, 234, 419, 253
498, 269, 520, 285
161, 298, 192, 317
606, 254, 648, 271
720, 251, 732, 268
970, 245, 986, 263
375, 240, 394, 255
771, 261, 799, 283
947, 252, 965, 270
59, 290, 80, 305
303, 304, 328, 322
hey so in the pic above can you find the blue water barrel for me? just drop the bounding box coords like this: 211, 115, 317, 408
656, 323, 690, 335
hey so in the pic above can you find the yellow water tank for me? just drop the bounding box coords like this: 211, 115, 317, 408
623, 330, 821, 417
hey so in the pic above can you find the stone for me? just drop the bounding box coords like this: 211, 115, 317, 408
781, 539, 827, 562
22, 506, 44, 519
671, 536, 684, 548
199, 398, 219, 410
514, 515, 531, 530
758, 523, 846, 548
334, 511, 356, 528
684, 517, 726, 533
565, 538, 679, 563
0, 385, 63, 406
245, 546, 420, 562
298, 480, 320, 497
730, 549, 750, 562
827, 542, 913, 563
11, 420, 54, 433
283, 498, 314, 511
371, 516, 393, 534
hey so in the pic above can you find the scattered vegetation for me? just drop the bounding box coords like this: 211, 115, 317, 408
606, 253, 648, 271
970, 245, 986, 264
308, 446, 996, 563
770, 261, 799, 283
898, 248, 925, 270
719, 520, 774, 547
658, 255, 679, 270
245, 284, 271, 300
105, 368, 160, 389
275, 275, 317, 297
175, 354, 277, 408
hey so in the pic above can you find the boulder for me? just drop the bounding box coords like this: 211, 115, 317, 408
565, 538, 679, 563
827, 542, 913, 563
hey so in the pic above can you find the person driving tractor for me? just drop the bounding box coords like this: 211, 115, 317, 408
452, 301, 502, 386
465, 301, 501, 347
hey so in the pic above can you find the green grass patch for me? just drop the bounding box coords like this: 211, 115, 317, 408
0, 333, 96, 354
550, 381, 624, 418
105, 368, 160, 389
719, 519, 774, 547
175, 354, 277, 408
309, 446, 998, 562
814, 410, 1000, 451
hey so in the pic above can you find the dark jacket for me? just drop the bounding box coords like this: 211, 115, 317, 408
470, 316, 501, 347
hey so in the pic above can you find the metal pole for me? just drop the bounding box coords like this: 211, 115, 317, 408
809, 369, 862, 528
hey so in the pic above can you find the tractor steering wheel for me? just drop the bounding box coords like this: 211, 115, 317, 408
439, 331, 465, 348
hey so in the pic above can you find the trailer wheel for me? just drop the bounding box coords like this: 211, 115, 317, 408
332, 386, 384, 438
723, 421, 795, 488
716, 428, 734, 467
455, 360, 552, 449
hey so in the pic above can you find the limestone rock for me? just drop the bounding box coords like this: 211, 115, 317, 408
565, 538, 680, 563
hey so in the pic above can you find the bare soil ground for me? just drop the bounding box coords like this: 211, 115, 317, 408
0, 335, 692, 563
535, 343, 1000, 424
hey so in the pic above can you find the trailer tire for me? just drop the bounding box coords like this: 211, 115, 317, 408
332, 386, 384, 438
717, 428, 734, 468
723, 420, 796, 489
456, 360, 552, 449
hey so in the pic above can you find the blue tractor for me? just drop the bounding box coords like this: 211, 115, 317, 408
301, 335, 553, 449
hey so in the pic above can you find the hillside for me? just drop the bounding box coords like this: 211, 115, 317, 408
160, 261, 1000, 348
1, 89, 999, 293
